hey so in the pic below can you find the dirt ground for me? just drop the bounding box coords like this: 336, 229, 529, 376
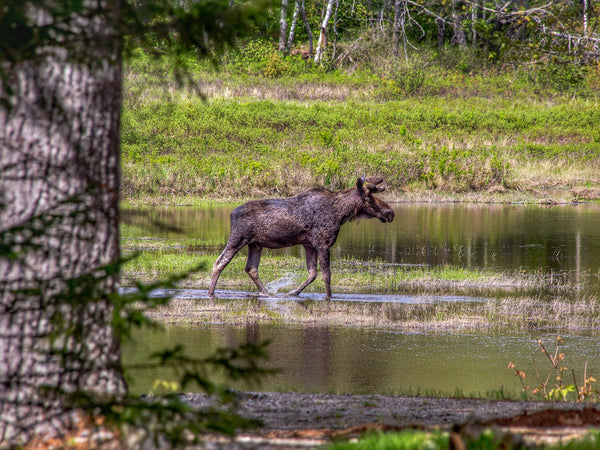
180, 391, 600, 449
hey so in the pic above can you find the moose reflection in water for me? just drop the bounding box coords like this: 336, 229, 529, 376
208, 177, 395, 299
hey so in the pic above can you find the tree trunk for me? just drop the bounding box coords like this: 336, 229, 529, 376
392, 0, 404, 58
471, 1, 478, 47
315, 0, 336, 63
0, 2, 126, 445
286, 0, 300, 55
331, 0, 340, 61
279, 0, 289, 53
300, 0, 314, 58
437, 17, 445, 49
583, 0, 589, 37
452, 0, 467, 47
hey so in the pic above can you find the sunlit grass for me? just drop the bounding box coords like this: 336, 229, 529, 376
326, 430, 449, 450
121, 52, 600, 204
326, 429, 600, 450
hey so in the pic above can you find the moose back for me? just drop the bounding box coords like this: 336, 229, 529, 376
208, 177, 395, 299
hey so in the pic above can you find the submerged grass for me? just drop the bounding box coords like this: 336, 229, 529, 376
140, 293, 600, 332
122, 247, 582, 296
121, 233, 600, 331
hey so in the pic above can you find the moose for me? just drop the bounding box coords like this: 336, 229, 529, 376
208, 176, 395, 299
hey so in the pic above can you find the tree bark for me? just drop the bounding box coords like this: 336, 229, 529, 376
437, 17, 445, 49
286, 0, 300, 55
392, 0, 404, 58
452, 0, 467, 47
315, 0, 336, 63
279, 0, 289, 53
0, 1, 126, 445
583, 0, 589, 37
300, 0, 314, 58
471, 1, 478, 46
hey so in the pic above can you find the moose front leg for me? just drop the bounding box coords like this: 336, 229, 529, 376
245, 243, 269, 295
208, 236, 247, 296
318, 247, 332, 300
289, 245, 318, 296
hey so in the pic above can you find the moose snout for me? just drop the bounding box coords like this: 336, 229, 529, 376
380, 209, 395, 223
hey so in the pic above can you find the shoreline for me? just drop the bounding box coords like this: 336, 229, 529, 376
180, 391, 600, 448
120, 186, 600, 209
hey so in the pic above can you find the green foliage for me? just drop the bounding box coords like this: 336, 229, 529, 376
224, 39, 311, 77
524, 59, 589, 93
377, 59, 427, 99
327, 430, 448, 450
327, 427, 600, 450
121, 40, 600, 202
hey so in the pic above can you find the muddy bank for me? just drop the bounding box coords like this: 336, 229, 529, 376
182, 391, 600, 449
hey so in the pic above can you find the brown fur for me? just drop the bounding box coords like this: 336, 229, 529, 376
208, 177, 394, 299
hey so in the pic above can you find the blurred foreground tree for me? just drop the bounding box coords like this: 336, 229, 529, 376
0, 0, 269, 446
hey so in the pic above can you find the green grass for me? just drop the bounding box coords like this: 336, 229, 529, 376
326, 430, 449, 450
121, 47, 600, 205
324, 429, 600, 450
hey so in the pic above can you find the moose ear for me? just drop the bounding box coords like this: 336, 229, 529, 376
356, 177, 366, 197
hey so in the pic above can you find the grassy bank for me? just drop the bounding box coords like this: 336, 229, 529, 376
121, 48, 600, 205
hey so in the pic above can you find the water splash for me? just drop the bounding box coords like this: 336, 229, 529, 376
265, 272, 301, 294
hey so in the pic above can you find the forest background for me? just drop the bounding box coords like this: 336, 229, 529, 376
122, 0, 600, 205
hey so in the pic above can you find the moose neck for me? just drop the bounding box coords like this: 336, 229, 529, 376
333, 188, 363, 225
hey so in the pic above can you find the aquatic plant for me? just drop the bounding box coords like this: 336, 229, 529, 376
508, 336, 598, 402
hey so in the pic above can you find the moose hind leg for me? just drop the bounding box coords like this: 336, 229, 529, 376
318, 248, 332, 300
245, 244, 269, 295
289, 246, 318, 296
208, 238, 246, 296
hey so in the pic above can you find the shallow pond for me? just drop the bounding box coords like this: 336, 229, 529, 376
121, 203, 600, 396
122, 203, 600, 292
124, 324, 600, 398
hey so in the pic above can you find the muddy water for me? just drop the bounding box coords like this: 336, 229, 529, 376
121, 203, 600, 395
124, 324, 600, 397
122, 203, 600, 291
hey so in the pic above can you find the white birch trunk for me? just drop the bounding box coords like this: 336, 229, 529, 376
279, 0, 289, 53
314, 0, 336, 63
286, 0, 301, 54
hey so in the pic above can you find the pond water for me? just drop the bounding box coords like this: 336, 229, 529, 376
121, 203, 600, 396
124, 324, 600, 397
122, 203, 600, 292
